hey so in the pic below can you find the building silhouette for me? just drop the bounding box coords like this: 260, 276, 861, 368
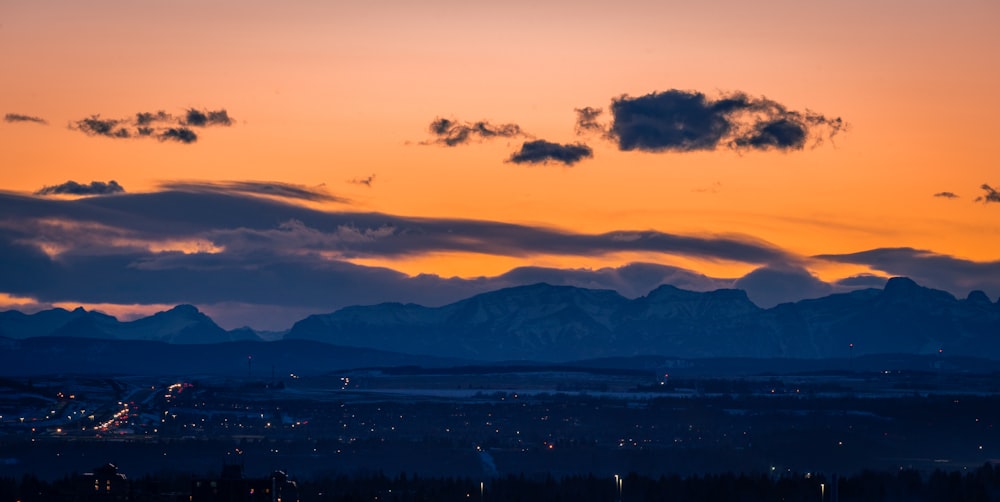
191, 464, 299, 502
74, 463, 129, 501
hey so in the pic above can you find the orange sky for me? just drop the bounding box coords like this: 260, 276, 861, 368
2, 0, 999, 328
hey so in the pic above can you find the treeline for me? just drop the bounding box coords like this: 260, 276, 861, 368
299, 467, 1000, 502
5, 465, 1000, 501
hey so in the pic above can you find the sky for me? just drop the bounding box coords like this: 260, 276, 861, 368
2, 0, 999, 330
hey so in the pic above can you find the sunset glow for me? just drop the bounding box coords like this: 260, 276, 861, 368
3, 0, 999, 329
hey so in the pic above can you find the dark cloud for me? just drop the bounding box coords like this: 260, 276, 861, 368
508, 140, 593, 166
604, 89, 846, 152
69, 108, 231, 144
574, 107, 604, 135
4, 113, 48, 125
731, 117, 806, 149
733, 265, 834, 308
934, 191, 959, 199
350, 175, 376, 187
0, 189, 793, 328
71, 115, 131, 138
0, 195, 742, 330
158, 127, 198, 143
0, 188, 791, 281
35, 180, 125, 196
816, 247, 1000, 301
159, 181, 348, 203
184, 108, 233, 127
424, 117, 527, 146
184, 109, 210, 127
975, 184, 1000, 204
5, 188, 995, 329
135, 111, 172, 125
834, 274, 889, 288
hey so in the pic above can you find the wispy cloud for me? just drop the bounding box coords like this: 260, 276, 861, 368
508, 140, 593, 166
834, 274, 889, 288
0, 186, 790, 283
733, 264, 834, 307
350, 175, 376, 187
4, 113, 48, 125
975, 184, 1000, 204
422, 117, 528, 146
69, 108, 233, 144
574, 107, 605, 135
159, 180, 348, 203
183, 108, 233, 127
2, 188, 995, 327
816, 247, 1000, 299
135, 111, 173, 125
158, 128, 198, 144
35, 180, 125, 196
584, 89, 846, 153
934, 191, 959, 199
72, 115, 131, 138
0, 188, 798, 318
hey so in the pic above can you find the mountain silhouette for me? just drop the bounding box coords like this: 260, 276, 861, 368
0, 305, 257, 344
287, 278, 1000, 361
3, 277, 999, 361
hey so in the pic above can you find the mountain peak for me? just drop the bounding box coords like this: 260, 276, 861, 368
880, 276, 956, 304
645, 284, 690, 299
883, 276, 920, 293
966, 290, 992, 305
170, 304, 201, 314
147, 304, 215, 325
706, 288, 753, 302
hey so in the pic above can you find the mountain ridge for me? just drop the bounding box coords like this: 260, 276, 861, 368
287, 277, 1000, 361
3, 277, 999, 361
0, 304, 258, 344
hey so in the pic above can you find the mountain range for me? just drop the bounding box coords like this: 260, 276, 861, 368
286, 277, 1000, 360
3, 277, 999, 363
0, 304, 258, 344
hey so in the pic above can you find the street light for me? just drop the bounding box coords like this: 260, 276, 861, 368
820, 482, 825, 501
614, 474, 622, 501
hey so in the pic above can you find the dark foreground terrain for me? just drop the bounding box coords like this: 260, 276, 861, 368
2, 366, 1000, 500
6, 465, 1000, 501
